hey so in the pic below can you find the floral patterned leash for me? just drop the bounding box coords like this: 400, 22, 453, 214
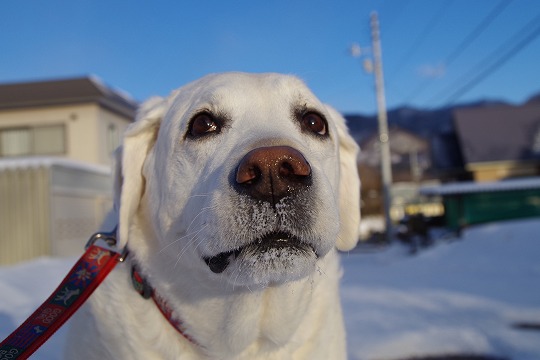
0, 229, 126, 360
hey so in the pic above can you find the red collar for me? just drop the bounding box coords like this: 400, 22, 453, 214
130, 264, 198, 345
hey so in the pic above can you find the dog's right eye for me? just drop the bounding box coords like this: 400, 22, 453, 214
188, 113, 220, 138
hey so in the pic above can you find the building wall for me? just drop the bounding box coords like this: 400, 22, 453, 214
0, 103, 132, 167
66, 104, 101, 164
468, 161, 539, 182
97, 107, 131, 166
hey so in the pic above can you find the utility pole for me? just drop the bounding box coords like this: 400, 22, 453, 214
370, 11, 394, 241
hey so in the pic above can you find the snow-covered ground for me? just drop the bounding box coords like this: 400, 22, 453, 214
1, 218, 540, 359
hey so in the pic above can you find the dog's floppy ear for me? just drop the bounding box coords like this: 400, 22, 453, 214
326, 105, 361, 251
115, 96, 166, 249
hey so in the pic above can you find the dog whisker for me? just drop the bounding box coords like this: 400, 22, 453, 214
174, 232, 207, 269
159, 224, 208, 254
186, 205, 218, 233
230, 264, 248, 293
316, 265, 327, 277
174, 225, 207, 267
231, 268, 241, 292
227, 261, 240, 291
187, 193, 210, 199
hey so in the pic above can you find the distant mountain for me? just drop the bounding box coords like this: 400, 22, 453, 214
526, 92, 540, 104
343, 100, 508, 174
343, 100, 509, 144
344, 107, 453, 145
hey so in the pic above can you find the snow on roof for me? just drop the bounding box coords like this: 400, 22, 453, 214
88, 74, 138, 106
420, 177, 540, 196
0, 156, 111, 175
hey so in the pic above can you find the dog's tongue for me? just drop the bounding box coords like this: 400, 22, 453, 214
204, 252, 233, 273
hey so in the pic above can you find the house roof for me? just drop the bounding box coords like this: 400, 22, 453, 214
453, 103, 540, 165
358, 126, 431, 169
360, 126, 429, 154
0, 76, 138, 119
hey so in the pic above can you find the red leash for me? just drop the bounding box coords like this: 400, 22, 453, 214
0, 229, 126, 360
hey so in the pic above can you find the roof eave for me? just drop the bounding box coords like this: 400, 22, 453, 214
0, 95, 137, 119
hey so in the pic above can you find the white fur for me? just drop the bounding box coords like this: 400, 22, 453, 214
65, 73, 361, 359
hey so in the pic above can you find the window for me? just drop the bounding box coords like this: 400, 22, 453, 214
0, 128, 31, 156
0, 124, 66, 157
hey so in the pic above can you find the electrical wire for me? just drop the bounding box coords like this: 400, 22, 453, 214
403, 0, 513, 103
430, 11, 540, 106
446, 0, 513, 66
386, 0, 454, 86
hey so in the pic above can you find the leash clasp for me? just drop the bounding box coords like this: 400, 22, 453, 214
86, 227, 129, 262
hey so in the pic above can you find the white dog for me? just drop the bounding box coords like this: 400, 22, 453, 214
65, 72, 360, 359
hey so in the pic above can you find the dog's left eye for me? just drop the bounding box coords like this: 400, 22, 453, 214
188, 113, 220, 138
302, 112, 327, 136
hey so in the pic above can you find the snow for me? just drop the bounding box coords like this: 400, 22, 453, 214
0, 258, 74, 360
0, 156, 111, 174
2, 218, 540, 359
341, 218, 540, 359
420, 176, 540, 195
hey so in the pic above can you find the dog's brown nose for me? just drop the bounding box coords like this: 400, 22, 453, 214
235, 146, 312, 204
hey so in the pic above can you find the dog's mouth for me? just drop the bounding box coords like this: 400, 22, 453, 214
203, 231, 316, 274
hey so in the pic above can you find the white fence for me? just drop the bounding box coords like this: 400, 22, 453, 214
0, 157, 112, 265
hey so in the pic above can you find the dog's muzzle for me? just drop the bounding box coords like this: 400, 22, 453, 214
204, 146, 317, 274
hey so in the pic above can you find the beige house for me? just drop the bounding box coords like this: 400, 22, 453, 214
0, 76, 137, 167
0, 77, 137, 265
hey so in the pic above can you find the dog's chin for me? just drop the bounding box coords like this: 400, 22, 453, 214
203, 232, 320, 287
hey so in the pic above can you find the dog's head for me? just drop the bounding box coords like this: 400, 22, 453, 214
115, 73, 360, 288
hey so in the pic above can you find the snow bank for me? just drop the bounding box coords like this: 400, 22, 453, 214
342, 218, 540, 359
0, 258, 75, 360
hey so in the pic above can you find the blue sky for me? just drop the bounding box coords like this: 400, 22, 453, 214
1, 0, 539, 115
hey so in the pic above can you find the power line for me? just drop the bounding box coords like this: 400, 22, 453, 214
386, 0, 454, 86
431, 11, 540, 106
445, 0, 513, 66
404, 0, 513, 103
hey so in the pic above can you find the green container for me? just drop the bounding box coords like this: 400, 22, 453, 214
444, 189, 540, 230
